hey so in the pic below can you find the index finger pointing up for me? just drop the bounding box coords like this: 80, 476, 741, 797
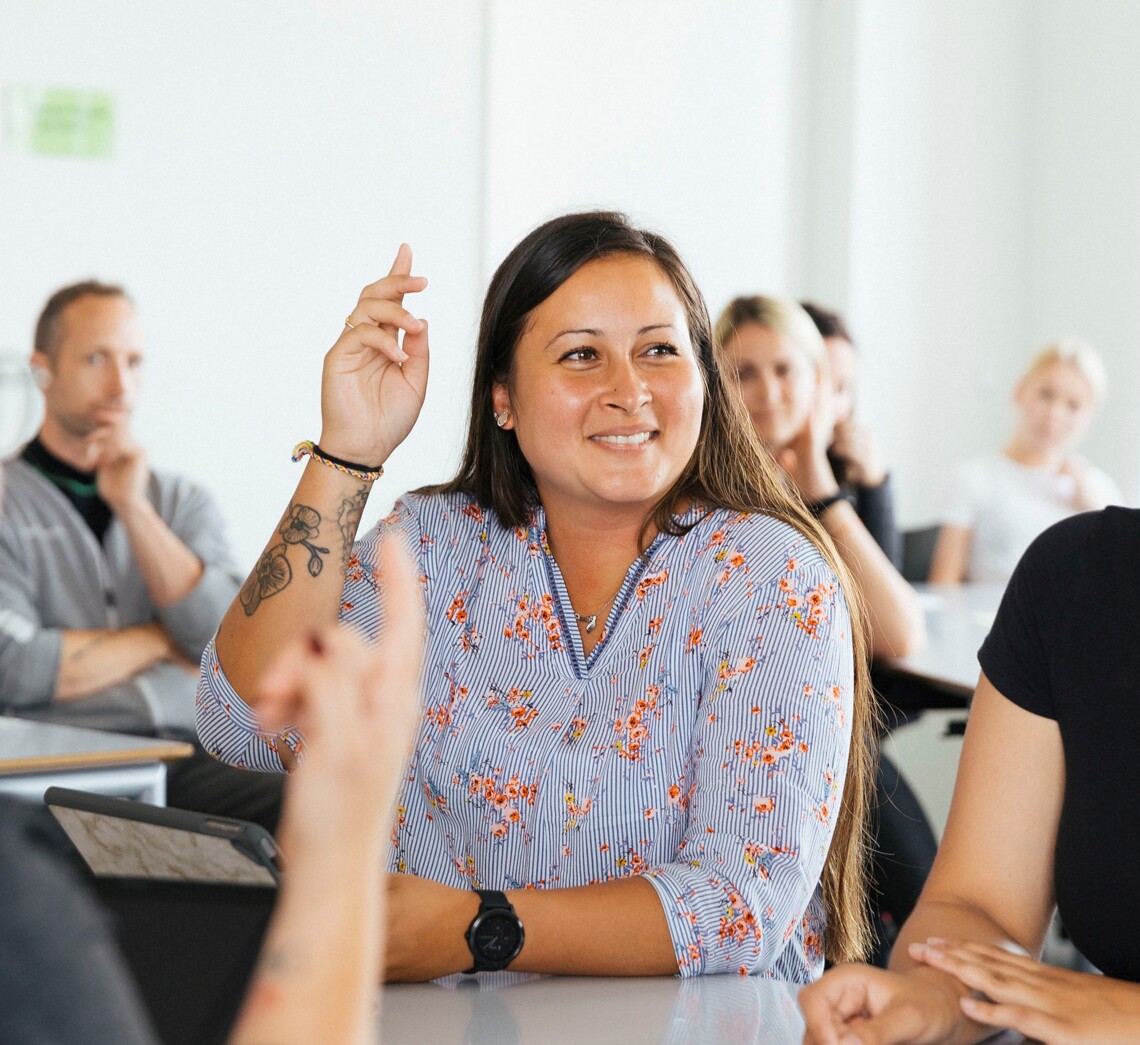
389, 242, 413, 279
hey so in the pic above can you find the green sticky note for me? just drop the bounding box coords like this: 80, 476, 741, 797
3, 85, 115, 159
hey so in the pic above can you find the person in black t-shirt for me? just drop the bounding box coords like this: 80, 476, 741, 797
801, 507, 1140, 1044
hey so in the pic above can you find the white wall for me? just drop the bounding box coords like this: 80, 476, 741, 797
1023, 2, 1140, 504
0, 0, 488, 566
484, 0, 801, 316
834, 0, 1139, 525
2, 0, 1138, 570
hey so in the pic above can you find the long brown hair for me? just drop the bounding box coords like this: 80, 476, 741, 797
425, 210, 874, 962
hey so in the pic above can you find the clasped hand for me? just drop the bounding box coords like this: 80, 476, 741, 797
800, 943, 1140, 1045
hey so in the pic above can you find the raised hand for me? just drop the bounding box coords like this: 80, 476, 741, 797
319, 244, 430, 468
829, 418, 887, 488
779, 371, 841, 501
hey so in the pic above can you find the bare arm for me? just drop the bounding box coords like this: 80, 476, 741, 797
92, 424, 203, 607
928, 525, 971, 585
229, 541, 423, 1045
383, 875, 676, 981
818, 499, 925, 658
800, 674, 1062, 1045
781, 378, 922, 658
215, 466, 371, 700
55, 623, 173, 701
883, 675, 1062, 1037
214, 250, 429, 705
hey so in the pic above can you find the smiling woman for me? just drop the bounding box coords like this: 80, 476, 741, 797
198, 210, 877, 982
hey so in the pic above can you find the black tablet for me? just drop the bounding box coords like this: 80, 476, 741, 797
44, 785, 281, 886
44, 787, 280, 1045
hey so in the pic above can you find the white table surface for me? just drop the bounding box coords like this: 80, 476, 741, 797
379, 973, 1029, 1044
0, 717, 193, 804
380, 974, 804, 1044
882, 582, 1007, 698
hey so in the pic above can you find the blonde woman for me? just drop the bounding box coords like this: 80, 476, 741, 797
715, 296, 923, 660
929, 339, 1120, 584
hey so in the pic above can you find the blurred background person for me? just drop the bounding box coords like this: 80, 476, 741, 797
716, 295, 933, 968
0, 280, 282, 831
929, 338, 1120, 584
800, 302, 901, 570
715, 295, 922, 659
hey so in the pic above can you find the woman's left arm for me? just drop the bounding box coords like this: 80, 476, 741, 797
382, 875, 676, 980
785, 385, 923, 658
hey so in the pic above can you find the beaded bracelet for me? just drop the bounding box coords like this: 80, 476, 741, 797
291, 440, 384, 482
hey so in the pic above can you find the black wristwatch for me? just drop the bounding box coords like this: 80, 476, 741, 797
464, 889, 525, 973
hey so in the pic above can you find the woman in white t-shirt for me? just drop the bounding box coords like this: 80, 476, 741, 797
929, 339, 1121, 584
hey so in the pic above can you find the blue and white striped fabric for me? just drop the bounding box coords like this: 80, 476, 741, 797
197, 491, 854, 980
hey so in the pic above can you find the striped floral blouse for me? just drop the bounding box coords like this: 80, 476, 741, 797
197, 491, 855, 981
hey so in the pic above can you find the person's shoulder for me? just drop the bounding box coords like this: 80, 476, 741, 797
0, 456, 52, 514
373, 489, 509, 543
687, 506, 834, 584
1024, 506, 1140, 570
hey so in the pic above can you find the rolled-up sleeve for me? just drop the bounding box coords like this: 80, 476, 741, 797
643, 558, 854, 977
196, 496, 423, 769
195, 639, 287, 771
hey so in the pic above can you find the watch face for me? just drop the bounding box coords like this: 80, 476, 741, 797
473, 911, 522, 963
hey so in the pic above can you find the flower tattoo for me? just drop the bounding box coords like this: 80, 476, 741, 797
279, 505, 330, 578
238, 503, 331, 616
240, 544, 292, 616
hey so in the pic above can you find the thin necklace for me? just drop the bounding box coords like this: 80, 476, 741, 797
572, 585, 622, 634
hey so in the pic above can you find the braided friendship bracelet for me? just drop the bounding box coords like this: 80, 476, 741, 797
291, 440, 384, 482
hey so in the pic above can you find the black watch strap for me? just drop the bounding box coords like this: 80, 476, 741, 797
463, 888, 525, 974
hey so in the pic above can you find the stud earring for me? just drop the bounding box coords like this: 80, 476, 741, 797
494, 410, 510, 429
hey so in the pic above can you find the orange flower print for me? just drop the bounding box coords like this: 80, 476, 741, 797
613, 693, 660, 761
445, 592, 469, 624
564, 716, 588, 743
751, 795, 775, 814
685, 626, 703, 652
506, 593, 564, 654
718, 890, 762, 944
563, 790, 593, 830
635, 569, 668, 602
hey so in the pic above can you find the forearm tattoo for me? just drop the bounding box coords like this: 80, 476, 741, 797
239, 503, 331, 616
336, 485, 369, 566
